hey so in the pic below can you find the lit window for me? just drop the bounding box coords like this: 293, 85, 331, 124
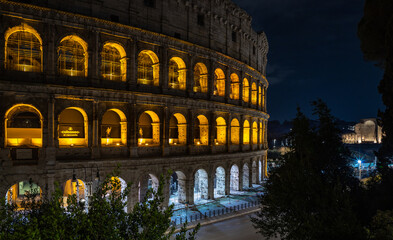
230, 73, 240, 100
252, 122, 258, 144
243, 120, 250, 144
5, 104, 42, 148
101, 109, 127, 147
5, 24, 42, 72
230, 118, 240, 144
169, 113, 187, 145
169, 57, 187, 90
251, 82, 257, 105
58, 108, 88, 148
58, 36, 88, 77
138, 111, 160, 146
194, 63, 208, 93
194, 115, 209, 145
258, 86, 262, 107
214, 68, 225, 97
101, 43, 126, 82
242, 78, 249, 103
6, 181, 42, 210
137, 50, 159, 86
215, 117, 227, 145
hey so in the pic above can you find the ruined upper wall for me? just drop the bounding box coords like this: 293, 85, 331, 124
6, 0, 268, 74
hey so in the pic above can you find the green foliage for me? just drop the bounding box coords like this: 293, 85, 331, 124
251, 101, 365, 240
367, 210, 393, 240
0, 170, 199, 240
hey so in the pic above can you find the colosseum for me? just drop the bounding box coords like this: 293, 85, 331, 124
0, 0, 269, 211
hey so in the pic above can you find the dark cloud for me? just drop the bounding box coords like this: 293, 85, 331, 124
233, 0, 384, 122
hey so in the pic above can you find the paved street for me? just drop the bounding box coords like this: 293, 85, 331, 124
196, 213, 270, 240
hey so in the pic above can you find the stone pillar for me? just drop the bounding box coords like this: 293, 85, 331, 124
90, 31, 100, 83
239, 162, 244, 191
225, 167, 231, 195
187, 109, 194, 152
161, 47, 169, 92
225, 68, 231, 103
129, 104, 138, 157
46, 96, 56, 165
45, 23, 56, 76
249, 160, 253, 188
91, 101, 100, 159
185, 177, 194, 205
209, 111, 216, 153
239, 71, 244, 106
128, 39, 137, 90
239, 115, 244, 148
208, 169, 214, 199
187, 57, 195, 97
161, 107, 169, 156
227, 114, 231, 152
208, 61, 214, 99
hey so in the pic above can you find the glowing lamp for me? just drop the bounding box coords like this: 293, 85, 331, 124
357, 160, 362, 164
116, 143, 120, 146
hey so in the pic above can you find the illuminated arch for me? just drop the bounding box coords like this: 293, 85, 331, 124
63, 178, 87, 207
230, 118, 240, 144
5, 104, 43, 148
193, 63, 208, 93
242, 78, 250, 102
169, 57, 187, 90
101, 42, 126, 82
230, 164, 239, 192
58, 35, 88, 77
137, 50, 159, 86
169, 113, 187, 145
169, 171, 187, 206
5, 24, 43, 72
138, 111, 160, 146
194, 115, 209, 145
252, 121, 258, 144
251, 82, 257, 105
101, 109, 127, 146
6, 180, 42, 210
215, 117, 227, 145
214, 166, 226, 198
243, 120, 250, 144
58, 107, 88, 147
214, 68, 226, 97
230, 73, 240, 100
139, 173, 159, 202
194, 169, 209, 201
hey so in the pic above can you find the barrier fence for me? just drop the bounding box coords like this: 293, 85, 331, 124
170, 200, 259, 226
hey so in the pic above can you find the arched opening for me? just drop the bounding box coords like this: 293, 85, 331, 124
138, 173, 159, 202
101, 109, 127, 147
138, 111, 160, 146
243, 120, 250, 144
214, 166, 225, 198
213, 68, 226, 97
215, 117, 227, 145
108, 176, 127, 212
258, 86, 262, 107
6, 180, 42, 210
101, 42, 126, 82
252, 121, 258, 144
230, 73, 240, 100
230, 118, 240, 145
169, 113, 187, 145
58, 35, 88, 77
58, 108, 88, 147
63, 178, 87, 207
252, 161, 257, 184
5, 24, 42, 72
169, 171, 187, 208
251, 82, 257, 105
243, 163, 249, 189
168, 57, 186, 90
230, 165, 239, 193
5, 104, 43, 148
137, 50, 159, 86
193, 63, 208, 93
242, 78, 249, 103
194, 115, 209, 145
194, 169, 209, 203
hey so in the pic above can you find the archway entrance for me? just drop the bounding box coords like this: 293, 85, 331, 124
169, 171, 187, 208
230, 165, 239, 194
6, 180, 42, 210
214, 167, 225, 198
63, 178, 87, 207
138, 174, 159, 202
194, 169, 209, 204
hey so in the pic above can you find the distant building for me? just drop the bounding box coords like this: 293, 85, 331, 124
342, 118, 382, 144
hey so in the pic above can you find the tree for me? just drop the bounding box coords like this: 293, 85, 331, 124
0, 171, 199, 240
251, 101, 365, 240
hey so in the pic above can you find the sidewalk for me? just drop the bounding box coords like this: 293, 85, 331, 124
170, 184, 264, 228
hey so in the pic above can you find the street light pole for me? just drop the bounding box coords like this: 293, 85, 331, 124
358, 160, 362, 180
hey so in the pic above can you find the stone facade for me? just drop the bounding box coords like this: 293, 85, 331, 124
342, 118, 382, 144
0, 0, 269, 211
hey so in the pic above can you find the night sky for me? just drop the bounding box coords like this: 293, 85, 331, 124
232, 0, 384, 122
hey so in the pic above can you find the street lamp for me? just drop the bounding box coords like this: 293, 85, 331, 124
357, 160, 362, 180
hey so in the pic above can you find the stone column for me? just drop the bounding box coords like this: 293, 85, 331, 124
90, 31, 100, 85
185, 177, 194, 205
45, 23, 56, 77
46, 96, 56, 165
248, 160, 253, 188
186, 56, 194, 96
225, 68, 231, 103
208, 61, 215, 99
238, 162, 244, 191
162, 107, 169, 156
161, 47, 169, 92
129, 103, 138, 158
209, 111, 216, 153
227, 113, 231, 152
128, 39, 137, 90
239, 115, 244, 149
208, 169, 214, 199
187, 109, 194, 152
225, 167, 231, 195
91, 101, 100, 159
